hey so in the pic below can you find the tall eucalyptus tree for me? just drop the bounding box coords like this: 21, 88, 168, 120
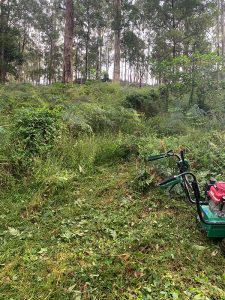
63, 0, 74, 83
113, 0, 122, 83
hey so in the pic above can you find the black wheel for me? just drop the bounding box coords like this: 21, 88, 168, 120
181, 174, 196, 204
196, 215, 205, 232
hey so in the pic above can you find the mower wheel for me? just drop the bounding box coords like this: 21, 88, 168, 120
196, 216, 205, 233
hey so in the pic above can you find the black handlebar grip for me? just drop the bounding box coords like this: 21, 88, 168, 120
146, 155, 165, 162
158, 176, 177, 186
146, 150, 174, 162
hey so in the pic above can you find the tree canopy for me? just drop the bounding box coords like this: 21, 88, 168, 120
0, 0, 224, 86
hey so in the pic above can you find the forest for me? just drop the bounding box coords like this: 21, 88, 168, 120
0, 0, 225, 299
1, 0, 225, 87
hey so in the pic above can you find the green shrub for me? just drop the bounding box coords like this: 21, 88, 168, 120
49, 134, 139, 178
0, 84, 44, 111
124, 89, 162, 117
94, 138, 137, 165
0, 126, 15, 189
62, 111, 93, 137
68, 119, 93, 137
0, 92, 14, 112
3, 83, 33, 92
64, 103, 143, 135
186, 105, 208, 127
148, 112, 188, 136
10, 108, 61, 173
132, 170, 154, 193
159, 85, 169, 112
105, 106, 143, 133
84, 105, 114, 132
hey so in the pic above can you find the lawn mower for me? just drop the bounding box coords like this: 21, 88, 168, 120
146, 150, 225, 247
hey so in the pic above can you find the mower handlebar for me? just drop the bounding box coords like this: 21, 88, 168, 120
146, 150, 174, 162
180, 150, 185, 162
146, 155, 165, 162
158, 176, 178, 187
146, 149, 187, 163
191, 179, 201, 201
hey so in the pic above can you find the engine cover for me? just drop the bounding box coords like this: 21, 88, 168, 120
208, 182, 225, 217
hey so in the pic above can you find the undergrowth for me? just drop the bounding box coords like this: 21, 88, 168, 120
0, 82, 224, 299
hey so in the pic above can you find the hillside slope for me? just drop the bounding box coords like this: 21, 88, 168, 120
0, 83, 224, 299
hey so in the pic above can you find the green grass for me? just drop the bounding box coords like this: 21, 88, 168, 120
0, 83, 225, 299
0, 160, 225, 299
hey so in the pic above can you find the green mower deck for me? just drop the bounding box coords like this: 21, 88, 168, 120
199, 205, 225, 238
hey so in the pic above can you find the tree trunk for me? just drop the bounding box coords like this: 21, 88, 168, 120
85, 3, 90, 80
217, 0, 221, 56
96, 29, 102, 80
17, 26, 28, 82
124, 58, 127, 82
50, 7, 57, 84
189, 55, 196, 106
221, 0, 225, 57
171, 0, 176, 59
145, 43, 150, 84
113, 0, 121, 83
0, 0, 6, 83
49, 37, 53, 84
216, 0, 222, 80
63, 0, 74, 84
74, 46, 78, 81
106, 34, 110, 73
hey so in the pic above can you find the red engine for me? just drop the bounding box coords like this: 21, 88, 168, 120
207, 180, 225, 216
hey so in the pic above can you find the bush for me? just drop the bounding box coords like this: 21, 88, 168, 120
94, 138, 138, 165
62, 111, 93, 137
67, 118, 93, 137
63, 103, 143, 135
132, 170, 154, 193
159, 86, 169, 112
186, 105, 208, 128
124, 89, 162, 117
148, 112, 188, 136
10, 108, 60, 173
105, 106, 142, 133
